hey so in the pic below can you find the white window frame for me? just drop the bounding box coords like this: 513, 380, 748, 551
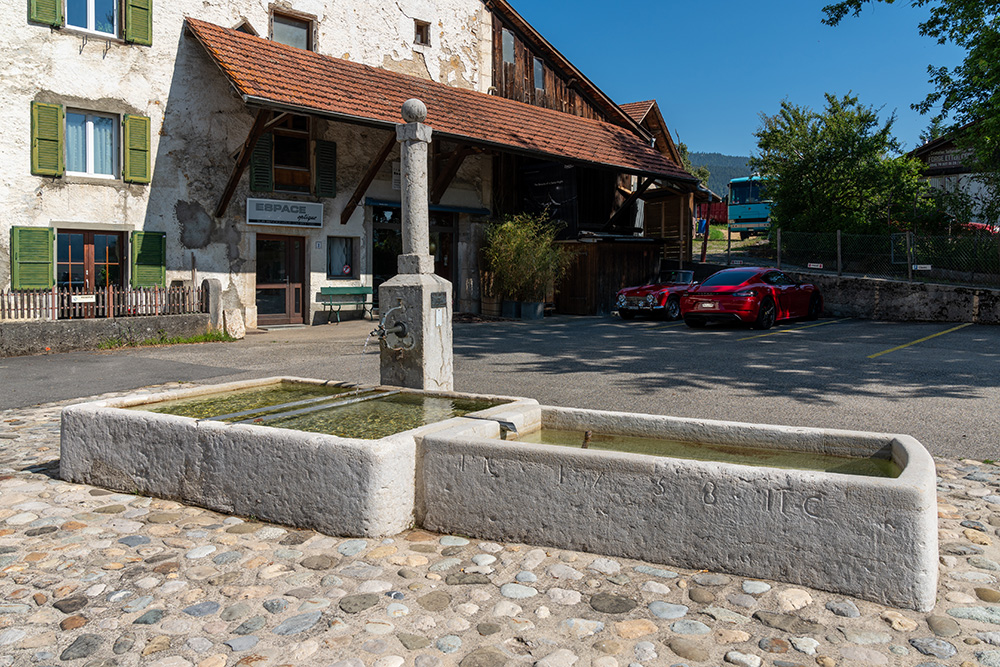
65, 110, 120, 180
64, 0, 119, 37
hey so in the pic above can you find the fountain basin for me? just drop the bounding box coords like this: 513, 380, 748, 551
60, 377, 529, 538
61, 379, 938, 610
418, 405, 939, 611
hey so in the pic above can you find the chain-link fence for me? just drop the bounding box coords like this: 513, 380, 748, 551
720, 229, 1000, 288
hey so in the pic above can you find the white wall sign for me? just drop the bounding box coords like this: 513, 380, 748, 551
392, 162, 401, 191
247, 198, 324, 228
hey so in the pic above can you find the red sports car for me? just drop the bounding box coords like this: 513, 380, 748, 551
615, 270, 696, 321
680, 267, 822, 330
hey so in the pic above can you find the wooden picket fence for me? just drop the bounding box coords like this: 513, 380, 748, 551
0, 285, 205, 321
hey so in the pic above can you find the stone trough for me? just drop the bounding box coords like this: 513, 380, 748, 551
60, 378, 938, 610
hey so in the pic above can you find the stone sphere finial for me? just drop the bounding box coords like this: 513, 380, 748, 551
401, 98, 428, 123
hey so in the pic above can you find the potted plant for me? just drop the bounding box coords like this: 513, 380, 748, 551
482, 213, 571, 320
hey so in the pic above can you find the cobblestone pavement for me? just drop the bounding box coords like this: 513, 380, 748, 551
2, 388, 1000, 667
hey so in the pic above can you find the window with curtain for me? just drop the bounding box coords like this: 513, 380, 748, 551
66, 0, 117, 36
66, 110, 117, 178
327, 237, 356, 279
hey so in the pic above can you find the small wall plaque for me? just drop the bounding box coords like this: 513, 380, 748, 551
431, 292, 447, 308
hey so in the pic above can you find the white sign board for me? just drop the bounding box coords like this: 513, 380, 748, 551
247, 199, 323, 228
731, 259, 744, 265
913, 264, 933, 271
71, 294, 96, 304
392, 162, 401, 191
807, 263, 824, 269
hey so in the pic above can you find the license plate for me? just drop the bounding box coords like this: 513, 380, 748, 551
699, 302, 717, 309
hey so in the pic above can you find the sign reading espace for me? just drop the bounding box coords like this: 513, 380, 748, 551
247, 198, 324, 228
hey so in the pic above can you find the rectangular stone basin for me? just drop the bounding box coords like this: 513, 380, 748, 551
417, 404, 939, 611
60, 377, 531, 538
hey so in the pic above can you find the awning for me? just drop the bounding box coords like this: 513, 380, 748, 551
185, 18, 696, 182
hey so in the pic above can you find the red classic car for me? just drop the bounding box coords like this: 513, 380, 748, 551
680, 267, 822, 330
615, 270, 696, 320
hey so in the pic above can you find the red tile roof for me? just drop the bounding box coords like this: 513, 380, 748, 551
185, 18, 695, 182
620, 101, 656, 125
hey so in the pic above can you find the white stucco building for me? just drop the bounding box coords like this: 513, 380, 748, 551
2, 0, 695, 328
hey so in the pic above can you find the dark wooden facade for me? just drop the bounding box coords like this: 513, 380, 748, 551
491, 15, 604, 121
554, 240, 664, 316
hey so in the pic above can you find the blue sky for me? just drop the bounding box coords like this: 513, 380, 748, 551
514, 1, 967, 158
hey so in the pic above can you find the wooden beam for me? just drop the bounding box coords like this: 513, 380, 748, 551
603, 177, 655, 231
341, 132, 396, 225
215, 108, 272, 218
430, 146, 475, 205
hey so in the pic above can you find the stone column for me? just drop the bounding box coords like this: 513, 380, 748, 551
396, 99, 434, 276
379, 100, 454, 391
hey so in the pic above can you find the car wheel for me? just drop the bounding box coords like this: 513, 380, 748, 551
665, 297, 681, 321
618, 309, 635, 320
684, 317, 706, 329
752, 298, 776, 330
806, 293, 822, 321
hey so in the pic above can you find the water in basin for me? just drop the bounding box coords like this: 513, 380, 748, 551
514, 428, 901, 478
138, 383, 507, 439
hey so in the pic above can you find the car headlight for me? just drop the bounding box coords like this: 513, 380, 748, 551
617, 295, 627, 306
646, 294, 655, 305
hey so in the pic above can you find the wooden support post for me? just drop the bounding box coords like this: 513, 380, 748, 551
837, 230, 843, 276
603, 177, 654, 230
214, 108, 272, 218
430, 147, 475, 205
341, 133, 397, 225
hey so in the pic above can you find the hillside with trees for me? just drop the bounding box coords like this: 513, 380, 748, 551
689, 152, 752, 196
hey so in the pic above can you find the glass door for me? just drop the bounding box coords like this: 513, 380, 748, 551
256, 235, 305, 326
57, 230, 123, 318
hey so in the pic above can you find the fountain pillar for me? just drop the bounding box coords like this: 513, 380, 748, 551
378, 99, 454, 391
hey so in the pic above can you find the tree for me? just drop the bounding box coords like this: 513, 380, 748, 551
677, 142, 711, 188
823, 0, 1000, 222
751, 93, 930, 233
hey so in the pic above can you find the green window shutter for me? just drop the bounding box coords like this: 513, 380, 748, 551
131, 231, 166, 287
29, 0, 63, 27
314, 140, 337, 197
249, 132, 273, 192
124, 0, 152, 45
122, 115, 152, 184
10, 227, 55, 290
31, 102, 64, 177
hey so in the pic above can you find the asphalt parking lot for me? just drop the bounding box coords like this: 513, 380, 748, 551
1, 314, 998, 460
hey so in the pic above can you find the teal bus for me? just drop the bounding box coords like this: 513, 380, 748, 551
728, 176, 772, 240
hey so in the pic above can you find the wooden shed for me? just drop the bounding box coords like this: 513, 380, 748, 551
554, 236, 665, 315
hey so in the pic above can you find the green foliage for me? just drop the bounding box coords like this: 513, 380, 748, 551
822, 0, 1000, 222
677, 142, 711, 188
482, 213, 572, 302
751, 93, 930, 233
98, 329, 235, 350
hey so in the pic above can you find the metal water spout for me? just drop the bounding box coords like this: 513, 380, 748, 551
373, 301, 414, 351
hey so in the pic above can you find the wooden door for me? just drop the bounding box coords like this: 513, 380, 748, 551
256, 235, 305, 326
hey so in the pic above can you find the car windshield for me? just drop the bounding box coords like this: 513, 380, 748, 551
699, 269, 758, 287
656, 270, 694, 284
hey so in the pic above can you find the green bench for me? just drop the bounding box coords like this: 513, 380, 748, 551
320, 286, 374, 323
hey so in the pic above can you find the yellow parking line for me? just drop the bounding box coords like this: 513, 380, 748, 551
737, 318, 848, 341
867, 323, 972, 359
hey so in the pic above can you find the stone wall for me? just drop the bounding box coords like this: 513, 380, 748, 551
785, 271, 1000, 324
0, 314, 210, 358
